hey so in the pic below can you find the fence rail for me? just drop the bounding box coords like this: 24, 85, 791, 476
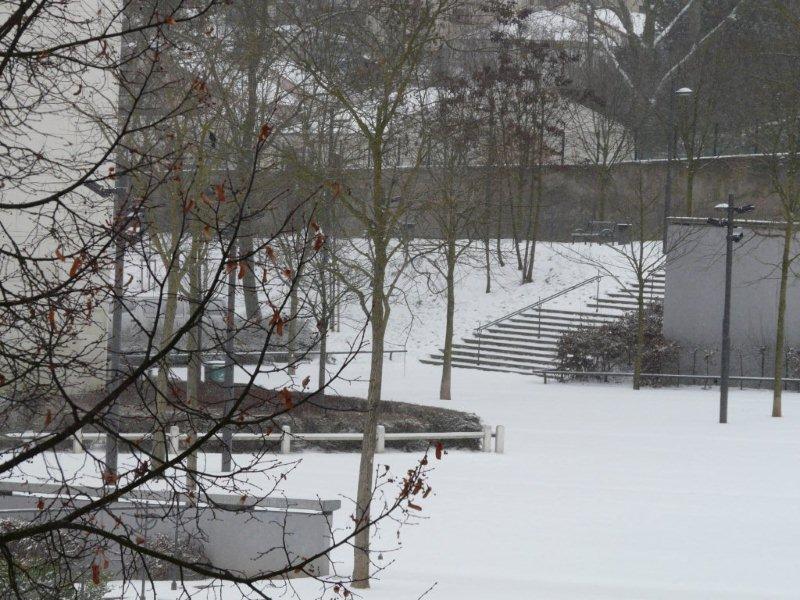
533, 369, 800, 389
1, 424, 506, 455
125, 348, 408, 367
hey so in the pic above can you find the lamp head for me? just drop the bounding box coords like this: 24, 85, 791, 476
675, 87, 693, 97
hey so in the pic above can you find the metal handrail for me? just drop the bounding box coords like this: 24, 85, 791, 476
474, 274, 602, 366
475, 274, 603, 335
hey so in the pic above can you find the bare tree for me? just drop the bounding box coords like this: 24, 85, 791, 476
755, 12, 800, 417
480, 1, 574, 283
0, 3, 434, 597
421, 75, 482, 400
279, 0, 457, 587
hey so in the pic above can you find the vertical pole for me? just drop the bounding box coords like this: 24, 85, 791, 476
221, 254, 236, 472
482, 425, 492, 453
73, 428, 83, 454
105, 182, 127, 478
280, 425, 291, 454
719, 195, 735, 424
663, 87, 676, 253
376, 425, 385, 454
494, 425, 505, 454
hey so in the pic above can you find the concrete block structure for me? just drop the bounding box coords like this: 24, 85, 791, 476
664, 218, 800, 380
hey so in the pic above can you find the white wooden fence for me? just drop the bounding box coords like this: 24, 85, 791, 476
2, 424, 506, 455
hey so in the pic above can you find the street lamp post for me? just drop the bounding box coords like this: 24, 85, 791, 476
707, 194, 755, 423
663, 86, 693, 252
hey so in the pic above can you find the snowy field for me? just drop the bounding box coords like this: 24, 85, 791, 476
98, 362, 800, 600
24, 242, 800, 598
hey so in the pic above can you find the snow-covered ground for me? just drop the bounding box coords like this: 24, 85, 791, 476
103, 363, 800, 600
24, 241, 800, 598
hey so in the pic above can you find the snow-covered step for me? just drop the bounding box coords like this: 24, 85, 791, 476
510, 313, 619, 326
419, 357, 541, 375
479, 329, 564, 342
466, 337, 559, 350
447, 347, 558, 362
422, 271, 665, 375
424, 354, 552, 372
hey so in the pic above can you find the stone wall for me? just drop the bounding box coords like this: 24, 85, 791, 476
327, 154, 783, 241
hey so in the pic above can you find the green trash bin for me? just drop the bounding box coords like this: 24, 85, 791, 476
205, 361, 226, 384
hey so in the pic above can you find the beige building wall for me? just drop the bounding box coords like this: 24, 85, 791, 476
0, 1, 116, 396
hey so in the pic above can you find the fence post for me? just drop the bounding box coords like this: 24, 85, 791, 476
168, 425, 180, 458
280, 425, 291, 454
494, 425, 505, 454
376, 425, 385, 453
482, 425, 492, 453
72, 428, 83, 453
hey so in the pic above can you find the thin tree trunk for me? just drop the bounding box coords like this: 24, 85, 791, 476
353, 138, 387, 588
352, 261, 386, 588
484, 237, 492, 293
633, 279, 645, 390
288, 278, 299, 375
154, 263, 180, 467
439, 237, 456, 400
495, 205, 505, 267
772, 219, 793, 417
239, 235, 261, 322
685, 161, 695, 217
317, 258, 328, 399
185, 248, 201, 494
524, 116, 545, 284
598, 171, 608, 221
239, 56, 260, 322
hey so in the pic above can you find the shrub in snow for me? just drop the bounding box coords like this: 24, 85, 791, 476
0, 518, 107, 599
556, 304, 679, 384
140, 532, 208, 580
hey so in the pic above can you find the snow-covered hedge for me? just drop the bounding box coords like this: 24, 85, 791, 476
556, 304, 679, 383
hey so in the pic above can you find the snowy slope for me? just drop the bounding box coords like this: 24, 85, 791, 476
324, 241, 634, 360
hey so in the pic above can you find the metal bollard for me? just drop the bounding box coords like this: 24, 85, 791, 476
280, 425, 291, 454
376, 425, 385, 453
482, 425, 492, 453
495, 425, 505, 454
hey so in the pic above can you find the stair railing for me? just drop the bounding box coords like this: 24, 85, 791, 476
474, 274, 603, 365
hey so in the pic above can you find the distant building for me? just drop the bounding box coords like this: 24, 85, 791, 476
664, 218, 800, 381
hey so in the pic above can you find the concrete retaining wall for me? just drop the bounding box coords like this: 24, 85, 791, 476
0, 485, 339, 580
664, 219, 800, 379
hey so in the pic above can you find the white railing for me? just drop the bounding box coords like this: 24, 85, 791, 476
2, 424, 506, 455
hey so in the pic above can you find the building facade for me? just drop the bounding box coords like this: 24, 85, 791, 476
664, 218, 800, 381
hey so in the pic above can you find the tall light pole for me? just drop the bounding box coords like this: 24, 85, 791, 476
707, 195, 755, 423
663, 86, 693, 252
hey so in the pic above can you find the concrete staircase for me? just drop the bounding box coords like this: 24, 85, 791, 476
422, 272, 665, 375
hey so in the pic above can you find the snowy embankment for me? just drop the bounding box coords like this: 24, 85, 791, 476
314, 240, 631, 365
